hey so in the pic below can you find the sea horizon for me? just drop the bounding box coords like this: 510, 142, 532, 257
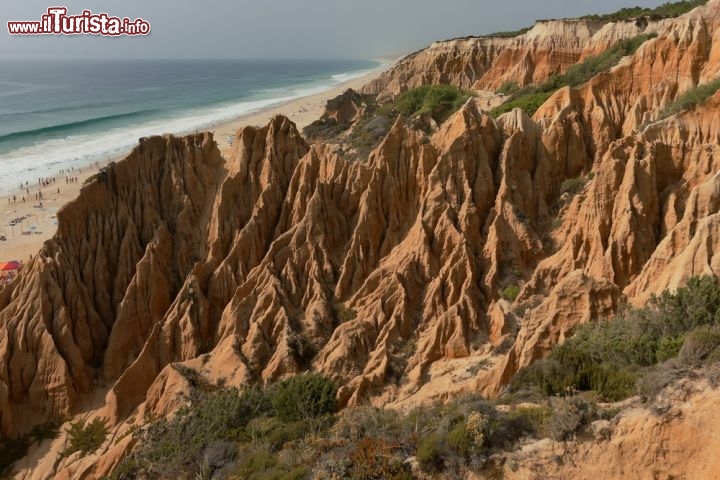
0, 58, 382, 196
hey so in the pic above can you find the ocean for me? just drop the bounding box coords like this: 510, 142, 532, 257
0, 58, 379, 196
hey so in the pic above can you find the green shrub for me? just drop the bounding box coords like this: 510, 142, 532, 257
242, 449, 277, 471
580, 0, 707, 22
658, 77, 720, 120
636, 361, 688, 399
704, 345, 720, 364
542, 397, 598, 441
246, 417, 312, 452
277, 468, 309, 480
494, 407, 549, 446
511, 407, 550, 428
678, 326, 720, 365
490, 91, 554, 118
234, 447, 309, 480
304, 91, 378, 141
510, 276, 720, 401
287, 332, 317, 365
333, 304, 357, 324
332, 405, 403, 441
113, 387, 272, 478
349, 437, 413, 480
483, 26, 532, 38
641, 276, 720, 334
445, 423, 473, 457
416, 434, 444, 470
270, 374, 337, 422
496, 81, 520, 95
490, 34, 655, 118
235, 447, 279, 479
395, 85, 471, 123
62, 416, 108, 458
560, 177, 587, 195
501, 285, 521, 302
560, 34, 657, 88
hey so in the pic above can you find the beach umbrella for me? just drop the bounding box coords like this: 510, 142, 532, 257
0, 261, 20, 271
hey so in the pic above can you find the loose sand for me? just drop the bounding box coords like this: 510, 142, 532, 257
0, 68, 383, 266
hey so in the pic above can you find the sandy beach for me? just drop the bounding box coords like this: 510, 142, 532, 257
0, 67, 384, 269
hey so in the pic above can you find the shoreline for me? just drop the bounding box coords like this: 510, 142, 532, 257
0, 66, 385, 266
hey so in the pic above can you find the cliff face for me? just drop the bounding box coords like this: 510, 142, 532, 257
491, 375, 720, 479
362, 18, 670, 98
0, 133, 224, 437
3, 1, 720, 478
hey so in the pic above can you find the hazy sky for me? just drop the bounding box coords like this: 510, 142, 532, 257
1, 0, 670, 60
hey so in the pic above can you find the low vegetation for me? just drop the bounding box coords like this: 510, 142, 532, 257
306, 85, 470, 161
560, 176, 588, 196
303, 90, 378, 142
112, 374, 337, 479
333, 304, 357, 324
501, 284, 521, 302
496, 80, 520, 96
395, 85, 471, 124
483, 26, 532, 38
110, 379, 622, 479
580, 0, 708, 22
559, 34, 656, 86
490, 33, 656, 117
271, 374, 337, 422
510, 276, 720, 401
104, 277, 720, 479
656, 77, 720, 121
491, 91, 554, 118
62, 416, 108, 458
480, 0, 705, 41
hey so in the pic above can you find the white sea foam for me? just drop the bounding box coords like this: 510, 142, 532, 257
0, 66, 380, 196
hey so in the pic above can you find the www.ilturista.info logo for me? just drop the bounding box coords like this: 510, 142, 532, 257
7, 7, 151, 36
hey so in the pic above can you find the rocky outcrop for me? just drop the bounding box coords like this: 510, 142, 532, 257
362, 18, 670, 98
490, 375, 720, 479
0, 133, 223, 438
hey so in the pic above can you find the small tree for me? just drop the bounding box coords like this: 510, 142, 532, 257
270, 374, 337, 422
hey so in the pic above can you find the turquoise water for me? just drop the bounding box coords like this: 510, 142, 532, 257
0, 59, 379, 195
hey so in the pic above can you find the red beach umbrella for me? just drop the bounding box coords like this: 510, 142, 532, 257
0, 261, 20, 271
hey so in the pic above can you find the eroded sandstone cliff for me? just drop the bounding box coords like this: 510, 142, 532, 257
362, 17, 671, 98
2, 0, 720, 478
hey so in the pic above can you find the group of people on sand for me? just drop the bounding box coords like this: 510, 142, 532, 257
5, 160, 106, 230
0, 261, 22, 286
1, 271, 16, 286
